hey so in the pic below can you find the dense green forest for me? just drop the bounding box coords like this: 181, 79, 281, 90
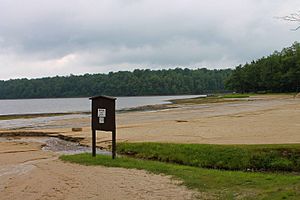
0, 68, 232, 99
226, 42, 300, 93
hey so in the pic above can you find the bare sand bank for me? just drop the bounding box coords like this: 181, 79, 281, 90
2, 94, 297, 147
0, 138, 196, 200
0, 94, 299, 199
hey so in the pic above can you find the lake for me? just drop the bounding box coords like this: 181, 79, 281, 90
0, 95, 201, 116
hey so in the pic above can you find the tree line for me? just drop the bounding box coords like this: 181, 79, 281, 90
0, 68, 232, 99
226, 42, 300, 93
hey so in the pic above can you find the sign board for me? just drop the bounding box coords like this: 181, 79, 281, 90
90, 96, 116, 131
90, 95, 117, 159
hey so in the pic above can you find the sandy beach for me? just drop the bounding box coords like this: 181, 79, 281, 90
0, 94, 299, 199
2, 94, 298, 146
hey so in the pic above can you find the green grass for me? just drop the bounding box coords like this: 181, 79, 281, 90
170, 94, 251, 105
170, 96, 235, 104
222, 94, 250, 98
117, 143, 300, 172
60, 153, 300, 199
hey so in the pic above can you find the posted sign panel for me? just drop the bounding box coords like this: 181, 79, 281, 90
91, 96, 116, 131
98, 109, 106, 117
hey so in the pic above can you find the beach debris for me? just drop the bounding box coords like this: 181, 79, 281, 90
176, 120, 188, 123
72, 127, 83, 132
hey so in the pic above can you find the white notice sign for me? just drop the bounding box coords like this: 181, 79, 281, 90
99, 117, 105, 124
98, 109, 106, 117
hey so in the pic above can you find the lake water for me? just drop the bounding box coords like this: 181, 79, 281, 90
0, 95, 201, 116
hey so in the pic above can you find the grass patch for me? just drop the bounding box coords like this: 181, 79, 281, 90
170, 94, 250, 105
118, 104, 177, 113
60, 153, 300, 199
170, 96, 235, 104
117, 143, 300, 172
222, 94, 250, 98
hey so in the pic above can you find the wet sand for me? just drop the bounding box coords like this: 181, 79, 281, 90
0, 94, 299, 199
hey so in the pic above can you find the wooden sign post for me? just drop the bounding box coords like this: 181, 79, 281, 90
89, 95, 116, 159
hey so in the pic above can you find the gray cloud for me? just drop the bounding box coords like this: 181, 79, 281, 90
1, 0, 300, 79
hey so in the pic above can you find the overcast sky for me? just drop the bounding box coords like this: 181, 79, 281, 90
0, 0, 300, 80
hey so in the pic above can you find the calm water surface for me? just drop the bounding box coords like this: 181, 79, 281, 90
0, 95, 201, 116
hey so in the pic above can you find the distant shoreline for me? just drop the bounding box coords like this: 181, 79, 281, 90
0, 103, 179, 120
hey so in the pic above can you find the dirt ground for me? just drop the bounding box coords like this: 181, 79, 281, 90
0, 94, 299, 199
0, 139, 196, 200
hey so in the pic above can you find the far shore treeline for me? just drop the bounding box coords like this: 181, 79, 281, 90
0, 42, 299, 99
0, 68, 232, 99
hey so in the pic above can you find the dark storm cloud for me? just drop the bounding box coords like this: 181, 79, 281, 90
0, 0, 300, 79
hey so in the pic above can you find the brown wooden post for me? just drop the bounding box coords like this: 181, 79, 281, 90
112, 129, 116, 159
92, 129, 96, 157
